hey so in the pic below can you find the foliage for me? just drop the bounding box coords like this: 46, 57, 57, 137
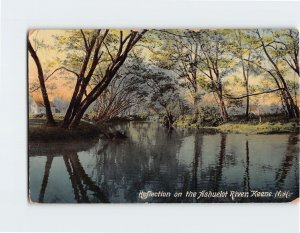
125, 55, 183, 118
197, 105, 223, 126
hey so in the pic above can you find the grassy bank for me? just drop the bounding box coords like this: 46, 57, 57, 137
175, 114, 299, 134
217, 122, 299, 134
175, 115, 199, 128
29, 118, 103, 141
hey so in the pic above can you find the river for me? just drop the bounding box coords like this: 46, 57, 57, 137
28, 122, 299, 203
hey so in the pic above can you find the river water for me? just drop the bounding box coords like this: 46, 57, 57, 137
29, 122, 299, 203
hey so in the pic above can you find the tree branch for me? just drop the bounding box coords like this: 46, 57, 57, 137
103, 41, 115, 62
224, 88, 284, 100
30, 66, 79, 93
80, 30, 89, 50
46, 66, 79, 79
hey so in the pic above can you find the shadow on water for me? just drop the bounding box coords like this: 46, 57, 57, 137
243, 140, 250, 193
29, 122, 299, 203
275, 134, 299, 190
62, 151, 109, 203
191, 131, 202, 192
38, 154, 53, 202
214, 133, 227, 192
31, 141, 110, 203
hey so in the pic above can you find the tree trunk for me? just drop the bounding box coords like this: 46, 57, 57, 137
193, 96, 200, 121
69, 107, 87, 129
241, 58, 250, 120
245, 82, 250, 119
28, 38, 56, 126
62, 30, 102, 129
269, 73, 297, 118
287, 91, 299, 118
215, 70, 228, 121
217, 92, 228, 121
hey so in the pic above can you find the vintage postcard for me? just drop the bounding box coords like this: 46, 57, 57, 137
28, 29, 299, 203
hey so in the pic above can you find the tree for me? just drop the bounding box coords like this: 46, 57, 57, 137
225, 29, 299, 118
188, 30, 235, 121
127, 56, 181, 128
253, 29, 299, 118
93, 72, 136, 122
149, 30, 202, 114
273, 29, 299, 77
229, 30, 257, 119
46, 29, 147, 129
28, 33, 56, 126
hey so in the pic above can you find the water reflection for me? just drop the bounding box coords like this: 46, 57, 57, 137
243, 140, 250, 193
191, 131, 202, 192
275, 134, 299, 190
29, 122, 299, 203
38, 154, 53, 202
213, 133, 227, 192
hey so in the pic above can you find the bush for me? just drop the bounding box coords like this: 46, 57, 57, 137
196, 106, 223, 126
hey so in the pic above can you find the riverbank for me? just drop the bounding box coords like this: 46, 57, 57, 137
217, 122, 299, 134
174, 114, 299, 134
175, 122, 298, 134
29, 118, 103, 141
29, 116, 299, 142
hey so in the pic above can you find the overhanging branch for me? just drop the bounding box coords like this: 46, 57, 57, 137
224, 88, 284, 100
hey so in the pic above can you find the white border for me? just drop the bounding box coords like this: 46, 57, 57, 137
1, 0, 299, 232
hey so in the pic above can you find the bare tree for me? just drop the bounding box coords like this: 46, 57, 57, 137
94, 74, 136, 122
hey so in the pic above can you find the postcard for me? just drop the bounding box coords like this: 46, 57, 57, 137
28, 29, 299, 203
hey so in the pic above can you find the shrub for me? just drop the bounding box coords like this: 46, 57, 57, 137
197, 106, 223, 126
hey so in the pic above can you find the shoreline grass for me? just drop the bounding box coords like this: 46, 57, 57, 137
216, 122, 299, 134
174, 122, 298, 134
174, 114, 299, 134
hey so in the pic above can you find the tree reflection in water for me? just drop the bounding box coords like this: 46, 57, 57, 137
38, 155, 53, 202
29, 122, 299, 203
275, 134, 299, 190
32, 141, 110, 203
243, 140, 250, 193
